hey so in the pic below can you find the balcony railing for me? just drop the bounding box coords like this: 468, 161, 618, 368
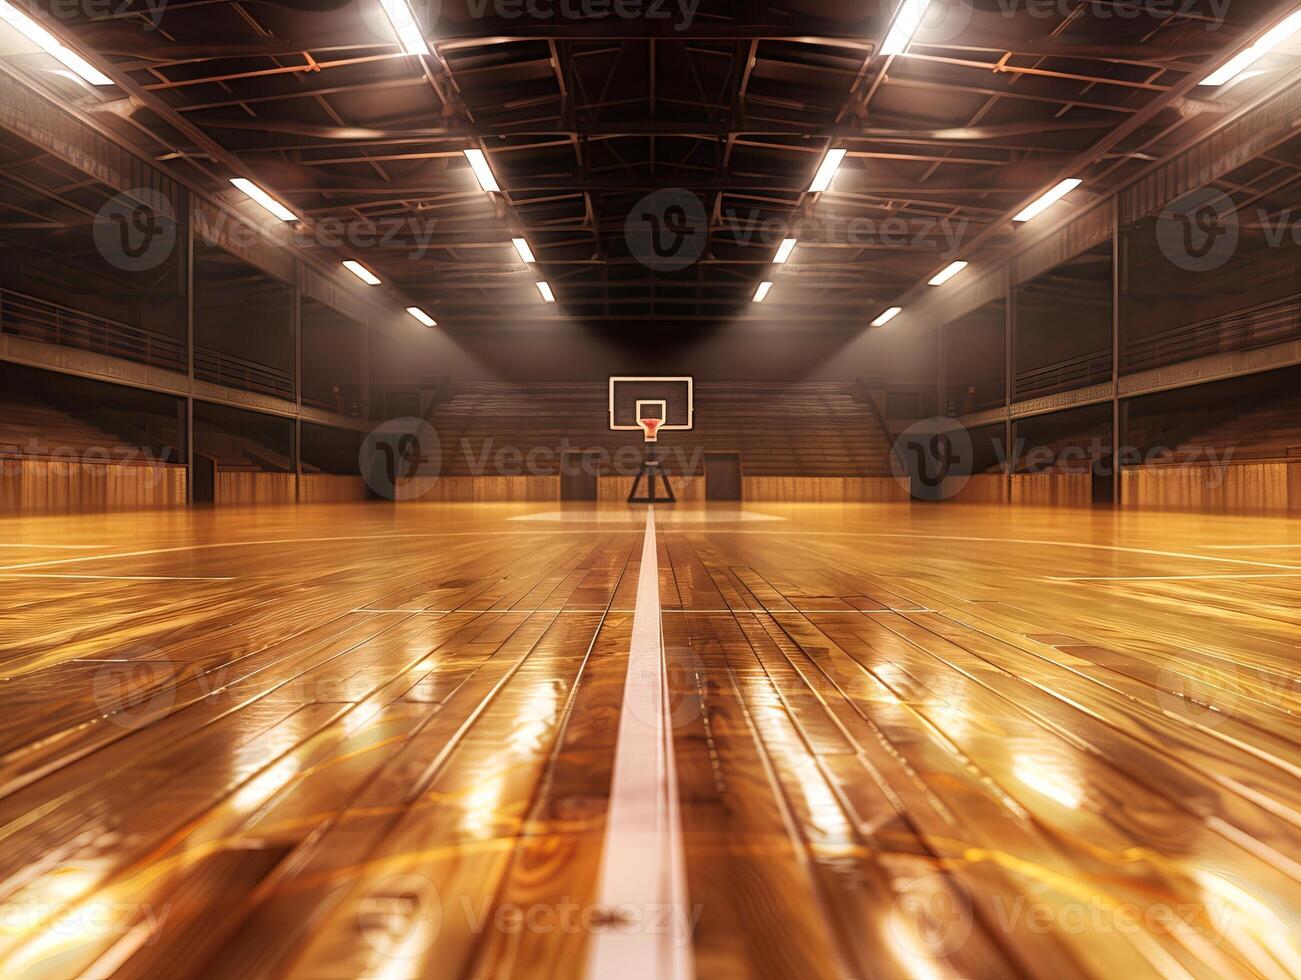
1124, 292, 1301, 373
0, 288, 186, 372
193, 347, 293, 401
1015, 349, 1112, 402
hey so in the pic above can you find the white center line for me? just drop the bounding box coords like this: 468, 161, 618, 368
584, 506, 694, 980
0, 573, 235, 582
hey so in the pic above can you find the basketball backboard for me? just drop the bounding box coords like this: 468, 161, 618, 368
608, 377, 694, 439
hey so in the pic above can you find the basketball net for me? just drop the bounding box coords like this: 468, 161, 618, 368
638, 418, 663, 443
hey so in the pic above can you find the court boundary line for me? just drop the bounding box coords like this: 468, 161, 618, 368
584, 506, 694, 980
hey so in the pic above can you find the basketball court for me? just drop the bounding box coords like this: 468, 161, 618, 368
2, 1, 1301, 978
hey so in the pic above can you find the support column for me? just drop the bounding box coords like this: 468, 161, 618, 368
1111, 202, 1123, 506
360, 324, 373, 422
1005, 279, 1016, 490
184, 213, 195, 504
293, 284, 302, 501
936, 325, 948, 418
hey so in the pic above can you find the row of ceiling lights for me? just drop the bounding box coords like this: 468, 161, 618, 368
0, 0, 1297, 327
748, 0, 1301, 324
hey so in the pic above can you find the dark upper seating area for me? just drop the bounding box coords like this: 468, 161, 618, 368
427, 381, 894, 477
0, 394, 144, 460
1174, 392, 1301, 462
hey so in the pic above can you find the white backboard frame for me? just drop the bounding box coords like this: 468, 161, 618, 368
608, 376, 695, 432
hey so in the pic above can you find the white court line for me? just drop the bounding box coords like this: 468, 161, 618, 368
585, 507, 694, 980
0, 529, 639, 574
682, 529, 1301, 571
1201, 543, 1301, 550
0, 573, 235, 582
1049, 573, 1301, 582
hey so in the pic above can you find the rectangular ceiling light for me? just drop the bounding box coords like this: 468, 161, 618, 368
511, 237, 536, 263
929, 260, 969, 286
1013, 178, 1083, 223
342, 260, 381, 285
463, 148, 500, 193
406, 307, 437, 327
230, 178, 296, 222
378, 0, 430, 56
0, 1, 113, 85
1202, 10, 1301, 86
753, 281, 775, 303
880, 0, 935, 57
536, 281, 556, 303
809, 149, 847, 193
871, 306, 903, 327
774, 238, 798, 264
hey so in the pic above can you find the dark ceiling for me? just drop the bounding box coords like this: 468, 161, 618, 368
17, 0, 1301, 329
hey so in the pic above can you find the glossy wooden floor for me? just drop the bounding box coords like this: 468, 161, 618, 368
0, 501, 1298, 979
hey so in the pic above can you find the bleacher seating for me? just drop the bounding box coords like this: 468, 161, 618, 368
427, 381, 894, 477
0, 395, 141, 460
1174, 392, 1301, 462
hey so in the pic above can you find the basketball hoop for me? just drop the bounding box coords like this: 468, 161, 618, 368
635, 400, 667, 444
609, 381, 692, 505
638, 417, 662, 443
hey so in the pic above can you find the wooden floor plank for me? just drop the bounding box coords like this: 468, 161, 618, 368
0, 502, 1297, 979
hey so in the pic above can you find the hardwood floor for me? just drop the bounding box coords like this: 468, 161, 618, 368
0, 501, 1298, 979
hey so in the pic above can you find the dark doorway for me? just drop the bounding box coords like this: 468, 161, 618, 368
705, 452, 743, 501
192, 454, 216, 503
561, 451, 599, 501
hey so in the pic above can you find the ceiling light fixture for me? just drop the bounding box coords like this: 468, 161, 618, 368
809, 149, 847, 193
1201, 10, 1301, 86
406, 307, 437, 327
342, 260, 381, 285
536, 281, 556, 303
229, 178, 296, 222
0, 1, 113, 85
463, 148, 500, 193
753, 281, 775, 303
880, 0, 935, 57
512, 237, 536, 263
1013, 178, 1083, 223
378, 0, 430, 56
929, 261, 969, 286
774, 238, 798, 264
872, 307, 903, 327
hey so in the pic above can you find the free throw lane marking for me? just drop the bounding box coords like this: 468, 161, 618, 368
585, 507, 694, 980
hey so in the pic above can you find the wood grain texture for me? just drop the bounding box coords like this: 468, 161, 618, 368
216, 471, 297, 505
1123, 461, 1292, 513
0, 457, 186, 512
1011, 472, 1091, 507
0, 501, 1297, 979
297, 474, 368, 503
